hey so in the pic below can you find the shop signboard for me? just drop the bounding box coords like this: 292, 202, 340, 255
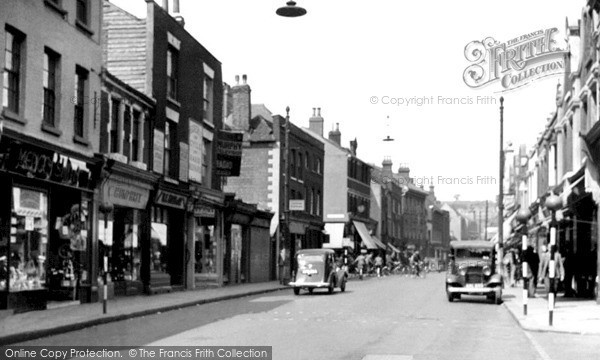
194, 204, 215, 218
155, 190, 186, 210
215, 130, 243, 177
0, 137, 94, 189
104, 179, 150, 210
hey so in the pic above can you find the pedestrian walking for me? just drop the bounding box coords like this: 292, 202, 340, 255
353, 253, 366, 279
538, 245, 564, 298
410, 250, 422, 277
503, 249, 516, 287
523, 245, 540, 297
374, 254, 384, 277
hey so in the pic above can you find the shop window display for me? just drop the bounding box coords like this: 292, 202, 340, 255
194, 223, 216, 275
151, 207, 168, 274
10, 187, 48, 292
47, 196, 90, 301
98, 208, 141, 284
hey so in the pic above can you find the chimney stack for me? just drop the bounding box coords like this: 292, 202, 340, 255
309, 106, 324, 137
171, 0, 185, 27
382, 156, 393, 178
397, 163, 410, 181
328, 123, 341, 145
222, 83, 233, 123
349, 138, 358, 156
231, 74, 251, 131
161, 0, 169, 12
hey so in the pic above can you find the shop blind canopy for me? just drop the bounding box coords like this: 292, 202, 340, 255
353, 221, 380, 250
387, 242, 401, 254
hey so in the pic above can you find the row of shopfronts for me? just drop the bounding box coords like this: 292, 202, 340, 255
504, 159, 599, 299
0, 130, 274, 313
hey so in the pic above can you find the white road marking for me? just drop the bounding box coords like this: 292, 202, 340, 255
523, 330, 553, 360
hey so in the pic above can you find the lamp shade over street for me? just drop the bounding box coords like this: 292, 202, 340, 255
276, 1, 307, 17
544, 195, 563, 211
515, 208, 532, 224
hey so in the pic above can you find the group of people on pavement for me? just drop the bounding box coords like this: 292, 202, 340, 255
504, 244, 565, 298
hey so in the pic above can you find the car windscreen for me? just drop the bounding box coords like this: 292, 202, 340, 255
454, 248, 491, 260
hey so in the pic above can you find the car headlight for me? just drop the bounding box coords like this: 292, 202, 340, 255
482, 265, 492, 276
458, 265, 467, 276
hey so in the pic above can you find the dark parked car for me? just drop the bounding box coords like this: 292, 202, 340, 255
289, 249, 346, 295
446, 240, 503, 304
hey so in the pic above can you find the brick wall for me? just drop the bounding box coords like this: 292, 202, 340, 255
224, 145, 273, 211
0, 0, 103, 157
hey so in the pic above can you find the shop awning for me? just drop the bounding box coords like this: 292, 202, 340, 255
353, 221, 378, 250
371, 236, 387, 250
387, 242, 401, 254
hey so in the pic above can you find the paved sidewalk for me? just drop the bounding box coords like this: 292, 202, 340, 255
0, 281, 289, 345
502, 284, 600, 335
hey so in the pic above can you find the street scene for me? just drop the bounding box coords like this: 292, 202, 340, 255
9, 275, 600, 360
0, 0, 600, 359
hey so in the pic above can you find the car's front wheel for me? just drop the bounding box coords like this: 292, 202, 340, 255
447, 292, 453, 302
340, 280, 346, 292
293, 287, 300, 295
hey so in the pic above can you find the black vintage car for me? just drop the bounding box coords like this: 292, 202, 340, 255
289, 249, 346, 295
446, 240, 503, 304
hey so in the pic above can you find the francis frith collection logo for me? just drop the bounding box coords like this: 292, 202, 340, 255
463, 28, 567, 91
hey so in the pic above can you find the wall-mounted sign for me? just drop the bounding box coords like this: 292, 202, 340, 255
215, 130, 243, 177
153, 129, 164, 174
289, 200, 305, 211
104, 179, 149, 210
189, 120, 203, 183
155, 190, 186, 210
179, 142, 189, 182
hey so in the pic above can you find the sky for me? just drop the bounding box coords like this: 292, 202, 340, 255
110, 0, 584, 202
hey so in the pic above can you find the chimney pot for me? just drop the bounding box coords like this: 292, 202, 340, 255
161, 0, 169, 12
313, 108, 316, 116
318, 107, 321, 116
235, 75, 240, 85
172, 0, 180, 13
242, 74, 247, 84
336, 123, 339, 131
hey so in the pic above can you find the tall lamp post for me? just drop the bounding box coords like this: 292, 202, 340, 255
497, 97, 505, 274
545, 194, 562, 326
276, 2, 304, 284
516, 208, 531, 315
280, 106, 292, 285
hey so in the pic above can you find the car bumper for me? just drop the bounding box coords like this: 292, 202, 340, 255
447, 286, 501, 296
289, 281, 330, 288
